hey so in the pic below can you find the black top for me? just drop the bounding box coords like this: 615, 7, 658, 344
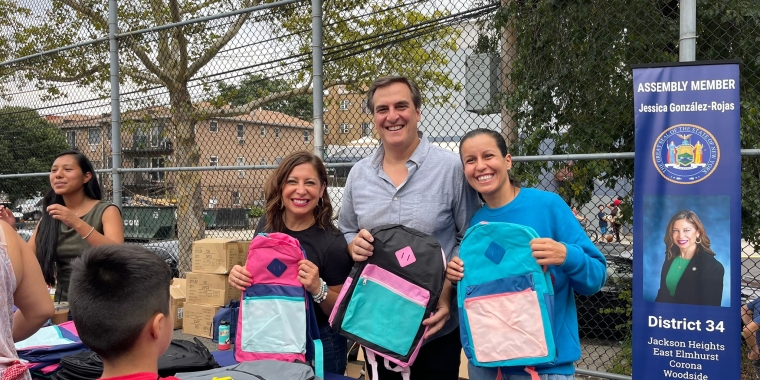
610, 206, 622, 226
655, 247, 725, 306
255, 218, 353, 326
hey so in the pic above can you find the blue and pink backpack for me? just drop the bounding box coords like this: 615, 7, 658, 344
329, 224, 446, 380
458, 221, 556, 380
234, 232, 323, 378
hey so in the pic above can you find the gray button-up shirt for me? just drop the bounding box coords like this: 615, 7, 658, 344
339, 135, 480, 339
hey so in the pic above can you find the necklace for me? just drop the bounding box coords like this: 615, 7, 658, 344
71, 199, 89, 217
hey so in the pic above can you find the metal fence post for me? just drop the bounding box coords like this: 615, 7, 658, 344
108, 0, 123, 207
679, 0, 697, 62
312, 0, 324, 158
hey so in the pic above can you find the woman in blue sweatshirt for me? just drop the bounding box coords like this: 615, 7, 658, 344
446, 128, 607, 380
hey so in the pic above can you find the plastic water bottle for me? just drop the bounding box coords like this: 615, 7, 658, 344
218, 320, 230, 350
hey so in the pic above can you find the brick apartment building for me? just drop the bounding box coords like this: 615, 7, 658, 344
48, 106, 313, 209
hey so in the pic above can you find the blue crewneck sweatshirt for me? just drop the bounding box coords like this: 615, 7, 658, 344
469, 187, 607, 375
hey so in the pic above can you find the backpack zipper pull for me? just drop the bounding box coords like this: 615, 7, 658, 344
363, 278, 367, 285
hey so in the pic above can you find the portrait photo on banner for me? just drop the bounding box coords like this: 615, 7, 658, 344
642, 195, 731, 307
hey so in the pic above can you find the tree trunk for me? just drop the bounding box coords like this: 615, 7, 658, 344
500, 0, 518, 149
170, 85, 204, 277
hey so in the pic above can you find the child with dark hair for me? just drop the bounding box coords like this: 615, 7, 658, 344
68, 245, 176, 380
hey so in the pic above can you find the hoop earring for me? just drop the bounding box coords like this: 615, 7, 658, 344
279, 202, 285, 210
318, 198, 324, 208
695, 237, 701, 244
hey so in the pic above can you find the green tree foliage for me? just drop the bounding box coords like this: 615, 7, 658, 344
5, 0, 461, 273
214, 74, 313, 120
0, 107, 69, 202
496, 0, 760, 236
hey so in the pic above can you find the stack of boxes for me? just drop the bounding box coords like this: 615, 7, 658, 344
182, 238, 246, 338
169, 278, 187, 329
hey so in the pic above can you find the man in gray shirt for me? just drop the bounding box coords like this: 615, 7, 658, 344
339, 75, 480, 379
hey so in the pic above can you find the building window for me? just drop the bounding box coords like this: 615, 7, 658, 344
340, 99, 350, 111
340, 124, 350, 134
236, 157, 245, 178
133, 157, 148, 168
88, 129, 100, 145
133, 130, 147, 149
209, 156, 218, 167
361, 122, 373, 138
66, 131, 76, 148
209, 120, 218, 133
303, 130, 310, 142
260, 126, 266, 137
274, 128, 280, 139
361, 99, 371, 114
237, 124, 244, 140
150, 124, 163, 147
133, 157, 149, 183
323, 125, 329, 135
231, 191, 241, 206
151, 158, 165, 182
208, 196, 218, 209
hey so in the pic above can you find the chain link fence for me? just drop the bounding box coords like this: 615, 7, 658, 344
2, 0, 760, 377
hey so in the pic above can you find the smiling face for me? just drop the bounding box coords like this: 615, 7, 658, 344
49, 154, 91, 196
372, 82, 421, 150
671, 218, 700, 255
460, 134, 512, 203
281, 162, 325, 225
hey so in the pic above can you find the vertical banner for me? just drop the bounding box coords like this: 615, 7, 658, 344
632, 62, 741, 380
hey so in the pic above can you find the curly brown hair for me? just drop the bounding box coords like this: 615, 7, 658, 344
263, 151, 335, 233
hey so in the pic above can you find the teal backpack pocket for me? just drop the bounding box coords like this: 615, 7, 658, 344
341, 264, 429, 356
241, 295, 306, 354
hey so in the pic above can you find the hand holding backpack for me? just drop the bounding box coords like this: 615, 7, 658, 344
329, 224, 446, 380
235, 232, 323, 378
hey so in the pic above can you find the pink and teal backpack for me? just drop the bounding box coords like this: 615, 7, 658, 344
458, 221, 556, 380
329, 224, 446, 380
234, 232, 323, 378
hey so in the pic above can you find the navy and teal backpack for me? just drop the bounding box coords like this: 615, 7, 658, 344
457, 221, 556, 377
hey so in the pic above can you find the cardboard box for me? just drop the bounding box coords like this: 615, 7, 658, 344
192, 238, 244, 274
182, 302, 221, 339
235, 240, 252, 259
170, 278, 187, 329
186, 272, 241, 307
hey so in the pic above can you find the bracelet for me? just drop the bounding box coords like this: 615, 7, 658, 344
82, 226, 95, 240
312, 278, 328, 303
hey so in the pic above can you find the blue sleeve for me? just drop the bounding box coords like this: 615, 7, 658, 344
551, 196, 607, 296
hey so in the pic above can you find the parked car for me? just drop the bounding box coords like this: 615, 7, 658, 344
16, 229, 34, 242
142, 239, 179, 278
575, 243, 632, 341
16, 196, 44, 221
327, 187, 344, 223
